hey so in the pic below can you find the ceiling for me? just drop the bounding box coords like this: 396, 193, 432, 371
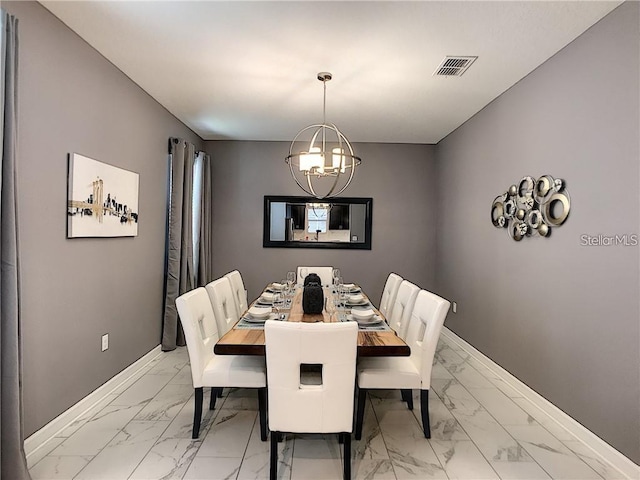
40, 1, 621, 144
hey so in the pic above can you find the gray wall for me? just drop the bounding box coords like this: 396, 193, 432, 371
435, 2, 639, 462
205, 141, 437, 305
5, 1, 203, 436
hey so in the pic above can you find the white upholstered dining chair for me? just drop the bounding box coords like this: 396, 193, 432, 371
225, 269, 248, 315
387, 280, 420, 340
355, 289, 450, 440
379, 272, 403, 318
296, 266, 334, 287
205, 277, 240, 337
265, 320, 358, 480
176, 288, 267, 439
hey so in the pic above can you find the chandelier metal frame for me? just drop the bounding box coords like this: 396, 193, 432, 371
285, 72, 362, 199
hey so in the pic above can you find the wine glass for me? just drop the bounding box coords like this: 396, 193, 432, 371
287, 271, 296, 293
332, 268, 341, 292
338, 284, 349, 320
273, 292, 285, 319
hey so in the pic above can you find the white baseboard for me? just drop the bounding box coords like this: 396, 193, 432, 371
24, 345, 163, 462
441, 327, 640, 480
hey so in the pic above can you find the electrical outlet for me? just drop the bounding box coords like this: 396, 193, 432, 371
101, 334, 109, 352
452, 302, 457, 314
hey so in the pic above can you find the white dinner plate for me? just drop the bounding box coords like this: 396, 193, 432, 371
346, 299, 368, 306
244, 313, 277, 323
347, 314, 383, 326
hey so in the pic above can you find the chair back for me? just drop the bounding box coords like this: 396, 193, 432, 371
225, 270, 248, 315
176, 288, 219, 388
387, 280, 419, 339
265, 321, 358, 433
405, 290, 450, 389
297, 266, 333, 287
205, 277, 240, 337
379, 273, 403, 318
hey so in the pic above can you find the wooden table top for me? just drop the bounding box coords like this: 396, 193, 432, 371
214, 285, 410, 357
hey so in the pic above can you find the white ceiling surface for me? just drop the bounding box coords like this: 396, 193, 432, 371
41, 1, 621, 144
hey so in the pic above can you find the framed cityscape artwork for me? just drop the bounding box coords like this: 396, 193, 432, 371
67, 153, 139, 238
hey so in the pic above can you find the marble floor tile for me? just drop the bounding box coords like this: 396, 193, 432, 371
110, 373, 175, 407
161, 394, 218, 440
431, 378, 483, 416
55, 393, 120, 439
430, 439, 500, 479
133, 383, 192, 421
385, 434, 447, 479
353, 404, 390, 461
49, 404, 143, 456
430, 361, 455, 380
374, 409, 424, 439
74, 420, 169, 479
468, 387, 536, 426
290, 434, 344, 480
504, 424, 603, 479
220, 387, 260, 411
449, 362, 497, 389
435, 346, 470, 372
352, 459, 396, 480
129, 437, 201, 480
183, 456, 243, 480
562, 440, 628, 480
110, 361, 160, 397
420, 391, 473, 442
237, 421, 293, 480
197, 409, 257, 457
510, 397, 578, 442
26, 437, 65, 469
452, 408, 550, 479
483, 373, 526, 400
169, 364, 194, 385
29, 455, 92, 480
146, 348, 189, 376
439, 336, 464, 352
293, 434, 342, 459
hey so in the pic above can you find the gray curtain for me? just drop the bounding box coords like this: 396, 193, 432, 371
162, 138, 195, 350
1, 10, 31, 480
197, 153, 213, 286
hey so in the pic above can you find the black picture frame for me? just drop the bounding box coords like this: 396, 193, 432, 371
263, 195, 372, 250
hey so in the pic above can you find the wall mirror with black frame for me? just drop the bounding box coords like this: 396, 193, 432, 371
263, 195, 372, 249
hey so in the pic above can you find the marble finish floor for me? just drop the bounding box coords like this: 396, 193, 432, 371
28, 335, 627, 480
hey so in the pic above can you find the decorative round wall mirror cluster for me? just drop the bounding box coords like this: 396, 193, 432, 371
491, 175, 570, 241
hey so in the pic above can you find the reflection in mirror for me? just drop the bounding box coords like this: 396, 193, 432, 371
263, 196, 372, 250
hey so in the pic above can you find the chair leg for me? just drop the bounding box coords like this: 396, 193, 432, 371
343, 433, 351, 480
210, 387, 221, 410
355, 388, 367, 440
193, 387, 203, 439
270, 430, 279, 480
258, 387, 268, 441
401, 389, 414, 410
420, 389, 431, 438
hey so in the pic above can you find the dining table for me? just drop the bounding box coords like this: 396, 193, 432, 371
214, 283, 410, 357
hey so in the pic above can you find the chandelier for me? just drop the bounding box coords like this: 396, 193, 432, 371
285, 72, 361, 199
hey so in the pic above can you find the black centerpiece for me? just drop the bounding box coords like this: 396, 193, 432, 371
302, 274, 324, 314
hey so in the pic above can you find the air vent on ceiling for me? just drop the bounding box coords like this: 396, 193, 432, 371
433, 56, 477, 77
